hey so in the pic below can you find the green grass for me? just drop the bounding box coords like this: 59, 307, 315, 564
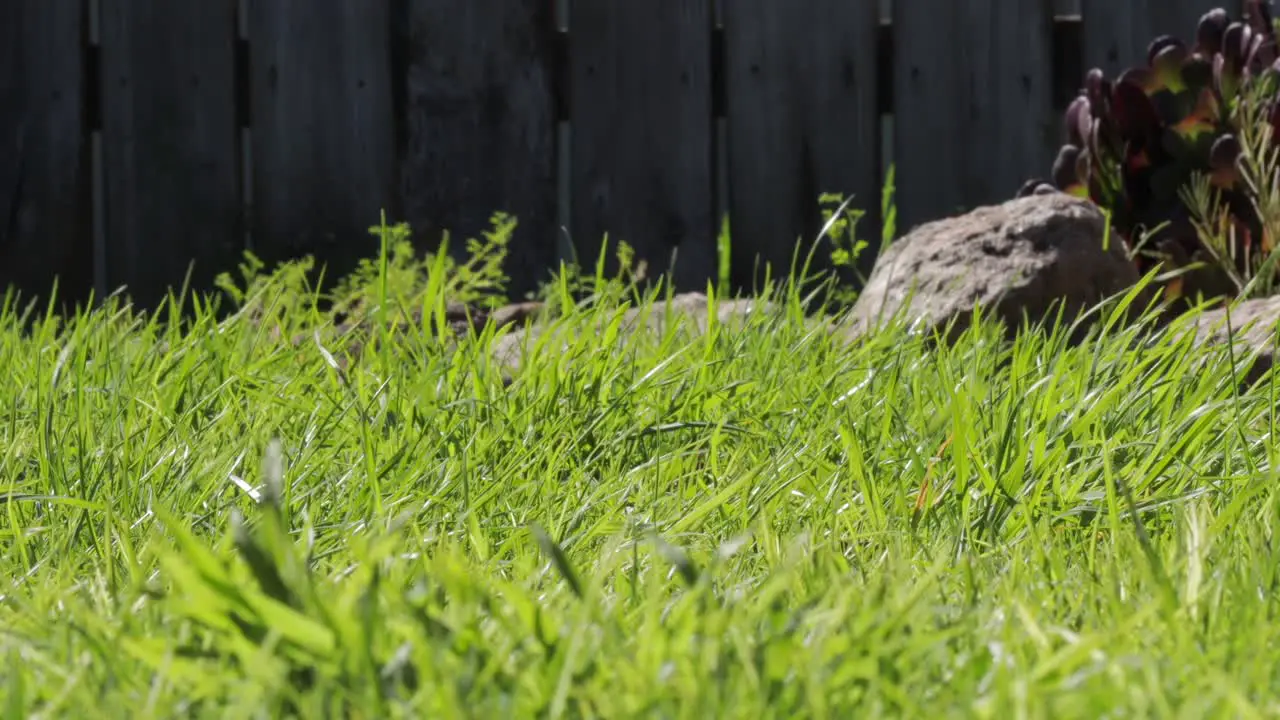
5, 234, 1280, 717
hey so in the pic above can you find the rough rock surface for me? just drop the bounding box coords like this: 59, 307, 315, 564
328, 299, 545, 342
291, 292, 776, 380
489, 292, 774, 370
265, 299, 547, 376
846, 193, 1142, 342
1183, 296, 1280, 387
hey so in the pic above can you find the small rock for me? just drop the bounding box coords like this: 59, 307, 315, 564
847, 193, 1142, 343
490, 301, 545, 329
489, 292, 773, 371
1184, 296, 1280, 388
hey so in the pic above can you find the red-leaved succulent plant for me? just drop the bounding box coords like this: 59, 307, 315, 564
1019, 1, 1280, 307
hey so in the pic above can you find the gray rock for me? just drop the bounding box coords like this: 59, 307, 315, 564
847, 193, 1142, 342
1183, 296, 1280, 388
490, 292, 774, 371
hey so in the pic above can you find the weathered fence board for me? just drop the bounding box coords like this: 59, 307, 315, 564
722, 0, 881, 290
1080, 0, 1233, 77
1, 0, 92, 309
12, 5, 1260, 313
893, 0, 1057, 233
249, 0, 397, 283
99, 3, 241, 309
402, 0, 559, 299
569, 1, 715, 290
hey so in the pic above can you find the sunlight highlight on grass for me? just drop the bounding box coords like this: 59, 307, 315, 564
1, 221, 1280, 716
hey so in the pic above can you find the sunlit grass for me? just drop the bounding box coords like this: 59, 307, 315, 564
3, 230, 1280, 717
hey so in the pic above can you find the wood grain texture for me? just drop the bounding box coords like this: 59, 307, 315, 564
99, 1, 241, 309
569, 0, 715, 291
401, 0, 558, 299
249, 0, 397, 284
722, 0, 880, 292
0, 0, 92, 310
1080, 0, 1232, 77
893, 0, 1057, 233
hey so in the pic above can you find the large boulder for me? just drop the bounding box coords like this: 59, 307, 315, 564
847, 193, 1142, 342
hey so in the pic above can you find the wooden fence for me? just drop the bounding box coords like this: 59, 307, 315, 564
0, 0, 1248, 311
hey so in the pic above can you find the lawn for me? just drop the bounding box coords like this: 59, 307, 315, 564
3, 226, 1280, 718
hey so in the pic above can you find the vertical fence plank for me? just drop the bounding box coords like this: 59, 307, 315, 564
99, 3, 240, 309
1, 1, 92, 310
402, 0, 558, 300
1081, 0, 1234, 77
722, 1, 881, 292
249, 1, 396, 287
569, 0, 715, 290
893, 0, 1056, 233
